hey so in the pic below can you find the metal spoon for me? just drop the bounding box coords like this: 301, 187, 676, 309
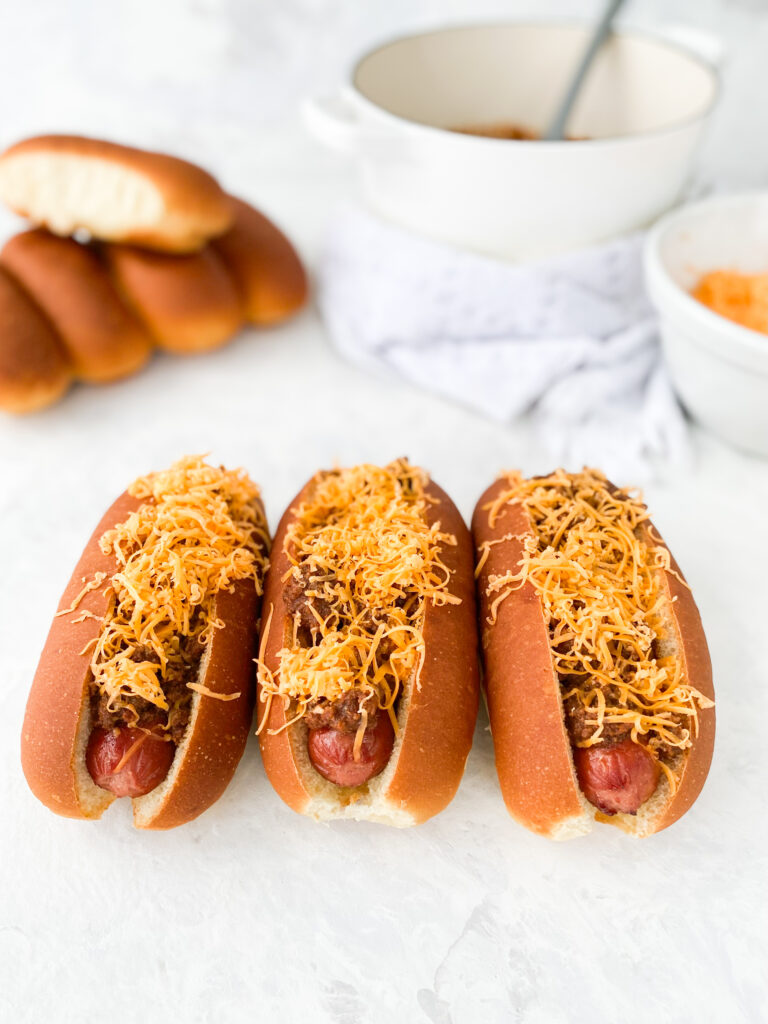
543, 0, 628, 141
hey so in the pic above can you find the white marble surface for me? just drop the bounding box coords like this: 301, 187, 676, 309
1, 2, 768, 1022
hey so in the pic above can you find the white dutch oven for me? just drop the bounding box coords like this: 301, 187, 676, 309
305, 22, 720, 260
645, 193, 768, 458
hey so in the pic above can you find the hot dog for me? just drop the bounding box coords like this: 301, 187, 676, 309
256, 459, 480, 826
21, 456, 269, 828
472, 468, 715, 839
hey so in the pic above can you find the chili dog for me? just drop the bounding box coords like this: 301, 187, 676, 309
21, 456, 269, 828
472, 468, 715, 839
256, 459, 480, 825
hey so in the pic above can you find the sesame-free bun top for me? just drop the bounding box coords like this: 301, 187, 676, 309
0, 265, 71, 413
0, 135, 233, 252
213, 197, 308, 325
1, 230, 153, 382
104, 243, 243, 354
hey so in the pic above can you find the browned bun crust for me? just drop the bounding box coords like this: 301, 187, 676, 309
21, 492, 141, 818
472, 476, 715, 839
472, 479, 586, 837
256, 482, 316, 815
257, 472, 479, 825
383, 479, 480, 821
0, 265, 71, 413
22, 490, 267, 827
134, 576, 260, 830
635, 522, 715, 834
213, 197, 308, 325
0, 135, 233, 252
1, 230, 154, 382
104, 243, 244, 354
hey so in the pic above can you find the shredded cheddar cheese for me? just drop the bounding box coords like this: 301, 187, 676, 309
87, 456, 268, 720
482, 468, 713, 775
692, 269, 768, 334
55, 573, 108, 617
257, 459, 459, 735
187, 682, 241, 701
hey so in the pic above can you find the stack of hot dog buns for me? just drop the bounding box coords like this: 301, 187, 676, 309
0, 135, 307, 414
21, 459, 715, 835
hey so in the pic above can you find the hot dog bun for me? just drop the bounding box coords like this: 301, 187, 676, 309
21, 459, 268, 828
1, 230, 154, 382
257, 466, 479, 826
0, 265, 71, 413
21, 492, 140, 820
213, 197, 308, 325
104, 244, 243, 354
132, 578, 259, 829
0, 135, 232, 252
472, 472, 715, 840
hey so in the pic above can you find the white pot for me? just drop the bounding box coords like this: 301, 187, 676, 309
645, 192, 768, 458
305, 22, 720, 261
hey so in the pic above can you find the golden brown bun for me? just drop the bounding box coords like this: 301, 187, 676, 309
472, 483, 587, 838
213, 197, 308, 325
133, 575, 260, 829
472, 476, 715, 840
21, 490, 267, 828
257, 473, 480, 826
1, 230, 154, 382
105, 243, 244, 354
0, 135, 232, 252
632, 520, 716, 836
21, 492, 141, 819
0, 265, 71, 413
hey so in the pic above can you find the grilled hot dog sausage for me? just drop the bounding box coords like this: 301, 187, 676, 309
307, 715, 395, 788
86, 727, 176, 798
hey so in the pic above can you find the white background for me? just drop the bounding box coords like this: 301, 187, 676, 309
1, 1, 767, 1022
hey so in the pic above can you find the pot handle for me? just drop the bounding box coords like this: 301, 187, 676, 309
302, 91, 361, 154
658, 25, 725, 69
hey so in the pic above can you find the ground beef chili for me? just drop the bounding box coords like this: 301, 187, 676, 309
304, 688, 380, 734
286, 563, 401, 768
284, 565, 336, 643
562, 684, 681, 764
285, 566, 403, 658
357, 609, 398, 662
563, 688, 633, 747
90, 627, 205, 746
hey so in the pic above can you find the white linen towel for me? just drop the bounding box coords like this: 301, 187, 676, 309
318, 207, 689, 479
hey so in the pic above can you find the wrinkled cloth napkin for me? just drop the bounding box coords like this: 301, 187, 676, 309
318, 207, 689, 479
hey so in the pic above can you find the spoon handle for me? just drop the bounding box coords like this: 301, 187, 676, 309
544, 0, 627, 141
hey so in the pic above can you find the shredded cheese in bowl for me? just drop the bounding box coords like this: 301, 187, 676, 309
692, 269, 768, 334
481, 468, 713, 789
258, 459, 459, 739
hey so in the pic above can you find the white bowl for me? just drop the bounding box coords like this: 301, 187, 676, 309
305, 22, 720, 260
644, 192, 768, 457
